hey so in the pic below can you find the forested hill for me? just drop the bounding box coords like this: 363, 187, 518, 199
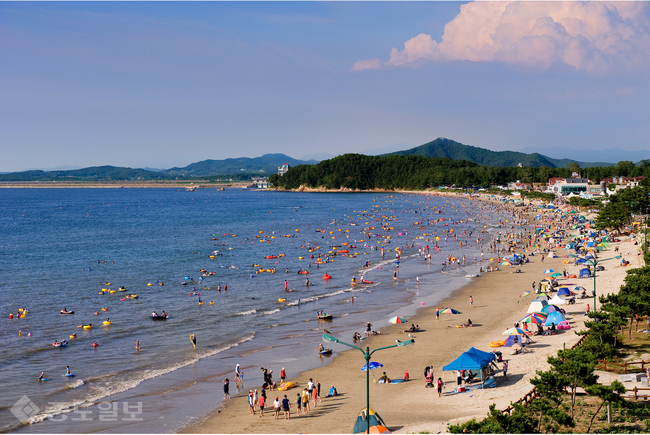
269, 153, 650, 190
385, 138, 608, 168
164, 154, 316, 176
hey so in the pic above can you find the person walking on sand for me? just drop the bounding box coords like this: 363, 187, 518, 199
248, 390, 255, 415
274, 397, 281, 420
223, 378, 230, 399
258, 392, 265, 417
469, 296, 473, 307
282, 394, 291, 419
302, 388, 310, 413
503, 360, 508, 379
436, 377, 443, 397
295, 393, 302, 416
436, 308, 440, 321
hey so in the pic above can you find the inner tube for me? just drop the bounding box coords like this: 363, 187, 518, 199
82, 325, 92, 330
361, 280, 373, 284
320, 348, 333, 355
103, 321, 111, 325
323, 274, 332, 280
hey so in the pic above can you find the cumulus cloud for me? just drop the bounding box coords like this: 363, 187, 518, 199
354, 1, 650, 72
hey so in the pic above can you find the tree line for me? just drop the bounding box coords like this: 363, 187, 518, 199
269, 154, 650, 190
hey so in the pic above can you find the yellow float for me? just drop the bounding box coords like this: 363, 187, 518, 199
489, 340, 505, 348
83, 325, 92, 330
278, 298, 286, 303
209, 301, 215, 305
103, 321, 111, 325
277, 381, 295, 391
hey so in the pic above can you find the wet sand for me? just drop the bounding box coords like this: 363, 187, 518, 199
182, 200, 643, 434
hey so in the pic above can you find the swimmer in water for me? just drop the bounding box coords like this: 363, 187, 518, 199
135, 340, 139, 350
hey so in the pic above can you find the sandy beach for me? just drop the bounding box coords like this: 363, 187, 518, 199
182, 197, 644, 434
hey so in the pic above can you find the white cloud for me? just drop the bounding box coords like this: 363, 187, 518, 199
356, 1, 650, 72
350, 58, 383, 71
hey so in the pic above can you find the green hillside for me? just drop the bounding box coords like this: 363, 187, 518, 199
163, 154, 315, 176
385, 138, 607, 168
0, 166, 171, 182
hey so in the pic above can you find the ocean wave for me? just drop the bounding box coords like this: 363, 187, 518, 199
23, 334, 256, 427
232, 309, 257, 316
261, 308, 280, 315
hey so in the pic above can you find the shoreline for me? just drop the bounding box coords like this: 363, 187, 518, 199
182, 198, 644, 434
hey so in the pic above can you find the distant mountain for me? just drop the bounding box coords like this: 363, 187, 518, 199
385, 138, 610, 168
0, 166, 170, 182
300, 152, 336, 162
519, 146, 650, 165
163, 153, 316, 177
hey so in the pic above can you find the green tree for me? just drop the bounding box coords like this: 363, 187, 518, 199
547, 348, 598, 419
584, 381, 626, 433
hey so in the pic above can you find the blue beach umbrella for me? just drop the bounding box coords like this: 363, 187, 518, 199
361, 362, 384, 372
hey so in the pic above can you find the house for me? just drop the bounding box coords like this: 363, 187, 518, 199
278, 164, 289, 176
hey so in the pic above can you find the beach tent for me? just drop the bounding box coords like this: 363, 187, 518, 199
579, 268, 592, 278
353, 408, 387, 434
465, 347, 497, 365
528, 299, 549, 313
541, 304, 563, 314
548, 295, 567, 306
557, 287, 572, 296
443, 350, 493, 371
502, 335, 521, 347
544, 311, 567, 327
547, 252, 558, 258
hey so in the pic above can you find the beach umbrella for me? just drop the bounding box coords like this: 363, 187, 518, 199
551, 272, 563, 278
519, 313, 547, 324
361, 362, 384, 371
502, 327, 528, 336
543, 269, 554, 274
519, 291, 531, 298
439, 308, 462, 315
363, 425, 391, 434
388, 316, 407, 324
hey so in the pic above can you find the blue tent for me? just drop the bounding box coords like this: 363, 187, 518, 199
443, 348, 494, 371
466, 347, 496, 364
580, 268, 591, 278
557, 287, 572, 296
544, 311, 567, 327
575, 258, 587, 265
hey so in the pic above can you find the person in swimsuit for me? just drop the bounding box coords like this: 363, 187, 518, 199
190, 334, 196, 348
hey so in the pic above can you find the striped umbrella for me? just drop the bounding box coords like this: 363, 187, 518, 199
502, 327, 528, 336
519, 312, 547, 324
519, 291, 531, 298
388, 316, 407, 324
439, 307, 461, 315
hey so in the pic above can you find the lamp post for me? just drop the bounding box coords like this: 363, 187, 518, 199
322, 333, 414, 434
583, 255, 622, 311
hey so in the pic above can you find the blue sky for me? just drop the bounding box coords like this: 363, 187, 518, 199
1, 1, 649, 172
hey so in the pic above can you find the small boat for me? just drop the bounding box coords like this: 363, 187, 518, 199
361, 280, 373, 284
60, 310, 74, 315
150, 313, 169, 320
317, 314, 333, 320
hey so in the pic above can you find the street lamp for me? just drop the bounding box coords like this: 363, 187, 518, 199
322, 333, 414, 434
583, 255, 622, 311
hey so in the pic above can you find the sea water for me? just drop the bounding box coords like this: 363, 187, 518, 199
0, 188, 508, 433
